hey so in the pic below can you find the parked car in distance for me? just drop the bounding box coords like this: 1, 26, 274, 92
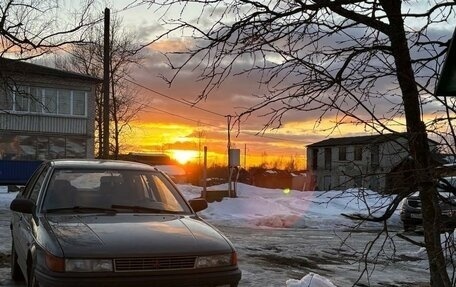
400, 176, 456, 232
10, 159, 241, 287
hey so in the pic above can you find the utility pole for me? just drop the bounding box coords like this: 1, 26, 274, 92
102, 8, 110, 159
227, 115, 232, 197
244, 143, 247, 169
202, 146, 207, 199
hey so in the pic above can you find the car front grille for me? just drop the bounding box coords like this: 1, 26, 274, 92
407, 199, 421, 208
114, 256, 197, 272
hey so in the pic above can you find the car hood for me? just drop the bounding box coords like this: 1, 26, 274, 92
45, 214, 232, 258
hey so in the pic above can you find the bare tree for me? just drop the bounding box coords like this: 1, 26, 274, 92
140, 0, 456, 286
56, 14, 146, 158
1, 0, 97, 59
1, 0, 99, 118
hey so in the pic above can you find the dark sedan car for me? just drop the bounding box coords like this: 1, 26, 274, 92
10, 159, 241, 287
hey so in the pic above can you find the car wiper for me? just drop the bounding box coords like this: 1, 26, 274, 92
111, 204, 180, 214
45, 206, 117, 214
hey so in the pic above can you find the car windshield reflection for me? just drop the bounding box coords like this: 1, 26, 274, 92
42, 169, 191, 214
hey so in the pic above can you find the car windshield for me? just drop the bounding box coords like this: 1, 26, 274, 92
42, 169, 191, 214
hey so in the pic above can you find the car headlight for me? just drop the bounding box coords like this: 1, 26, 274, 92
195, 253, 236, 268
65, 259, 113, 272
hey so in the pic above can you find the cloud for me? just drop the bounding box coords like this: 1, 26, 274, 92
148, 38, 192, 53
122, 4, 456, 168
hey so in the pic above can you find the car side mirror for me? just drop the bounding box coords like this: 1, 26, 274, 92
10, 199, 35, 214
189, 198, 208, 212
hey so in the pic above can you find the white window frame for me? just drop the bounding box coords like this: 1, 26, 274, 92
28, 87, 44, 114
57, 89, 71, 115
13, 86, 30, 112
7, 85, 88, 117
71, 90, 87, 117
43, 88, 58, 114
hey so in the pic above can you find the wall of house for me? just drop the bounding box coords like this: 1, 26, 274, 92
306, 137, 414, 192
0, 73, 96, 160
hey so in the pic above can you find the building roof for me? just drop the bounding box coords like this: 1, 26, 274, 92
307, 133, 436, 148
0, 57, 102, 83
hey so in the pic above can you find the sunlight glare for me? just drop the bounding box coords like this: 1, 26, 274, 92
172, 150, 198, 164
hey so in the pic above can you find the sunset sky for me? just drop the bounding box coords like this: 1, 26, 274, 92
97, 1, 321, 168
55, 1, 453, 169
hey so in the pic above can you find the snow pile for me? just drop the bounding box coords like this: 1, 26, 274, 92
178, 183, 401, 230
407, 233, 456, 260
286, 273, 337, 287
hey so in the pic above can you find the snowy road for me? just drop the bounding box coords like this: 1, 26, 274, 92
0, 223, 431, 287
218, 226, 430, 286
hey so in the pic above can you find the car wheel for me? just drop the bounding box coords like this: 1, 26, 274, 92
28, 263, 40, 287
11, 241, 24, 281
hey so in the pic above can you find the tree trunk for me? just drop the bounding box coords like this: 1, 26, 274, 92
381, 1, 450, 286
97, 94, 103, 158
111, 80, 120, 159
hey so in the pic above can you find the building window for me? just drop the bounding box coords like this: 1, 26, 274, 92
371, 145, 379, 167
0, 84, 13, 110
73, 91, 86, 116
312, 148, 318, 170
58, 89, 71, 115
324, 148, 332, 170
66, 137, 86, 158
339, 175, 350, 189
29, 87, 43, 113
6, 86, 87, 116
15, 86, 29, 112
354, 146, 363, 161
354, 175, 363, 187
0, 134, 87, 160
324, 175, 332, 190
44, 88, 58, 114
339, 146, 346, 161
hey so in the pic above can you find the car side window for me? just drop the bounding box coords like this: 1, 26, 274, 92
21, 165, 45, 199
28, 166, 49, 204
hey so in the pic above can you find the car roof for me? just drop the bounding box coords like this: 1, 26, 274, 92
48, 159, 157, 171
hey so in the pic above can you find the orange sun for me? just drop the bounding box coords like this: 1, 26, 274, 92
171, 150, 198, 164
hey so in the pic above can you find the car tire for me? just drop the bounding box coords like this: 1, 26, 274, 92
11, 241, 24, 281
28, 263, 40, 287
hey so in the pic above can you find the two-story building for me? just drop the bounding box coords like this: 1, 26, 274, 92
306, 133, 441, 192
0, 57, 100, 161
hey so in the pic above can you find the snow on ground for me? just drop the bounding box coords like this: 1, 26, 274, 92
0, 183, 418, 287
178, 183, 402, 230
177, 183, 405, 286
286, 273, 337, 287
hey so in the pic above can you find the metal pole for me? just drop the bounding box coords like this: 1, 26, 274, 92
202, 146, 207, 199
102, 8, 110, 159
244, 143, 247, 169
227, 116, 232, 197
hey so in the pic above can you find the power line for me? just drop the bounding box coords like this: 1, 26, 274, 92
142, 106, 222, 128
4, 12, 309, 146
125, 78, 309, 143
124, 78, 226, 117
